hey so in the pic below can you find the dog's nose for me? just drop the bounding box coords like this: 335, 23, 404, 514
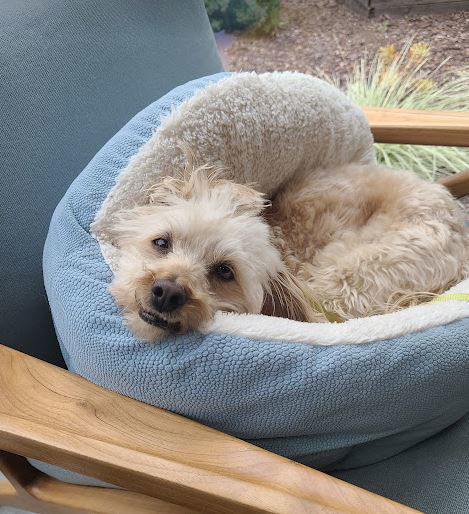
151, 279, 186, 313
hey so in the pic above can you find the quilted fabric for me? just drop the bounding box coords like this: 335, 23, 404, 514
44, 72, 469, 470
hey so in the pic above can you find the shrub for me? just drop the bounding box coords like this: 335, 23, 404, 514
323, 40, 469, 181
204, 0, 279, 34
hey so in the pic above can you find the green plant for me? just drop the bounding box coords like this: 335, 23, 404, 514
381, 19, 390, 32
204, 0, 279, 34
254, 0, 280, 35
205, 0, 230, 32
323, 40, 469, 181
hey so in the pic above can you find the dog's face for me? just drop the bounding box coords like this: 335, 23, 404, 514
110, 172, 303, 341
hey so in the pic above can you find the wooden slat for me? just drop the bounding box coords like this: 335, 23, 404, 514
372, 0, 469, 15
438, 169, 469, 198
0, 478, 17, 505
364, 107, 469, 147
337, 0, 370, 14
0, 345, 417, 514
372, 0, 468, 5
343, 0, 469, 15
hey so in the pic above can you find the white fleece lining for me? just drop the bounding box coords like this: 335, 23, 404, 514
204, 297, 469, 346
204, 279, 469, 345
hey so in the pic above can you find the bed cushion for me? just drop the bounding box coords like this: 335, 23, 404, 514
44, 72, 469, 470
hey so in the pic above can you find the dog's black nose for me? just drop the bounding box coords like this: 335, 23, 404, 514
151, 279, 186, 313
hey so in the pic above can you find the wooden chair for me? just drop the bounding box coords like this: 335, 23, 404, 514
1, 109, 469, 514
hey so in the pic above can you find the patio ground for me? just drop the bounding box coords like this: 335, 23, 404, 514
219, 0, 469, 80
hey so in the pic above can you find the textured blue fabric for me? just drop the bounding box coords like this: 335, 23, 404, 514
44, 73, 469, 470
0, 0, 222, 366
332, 413, 469, 513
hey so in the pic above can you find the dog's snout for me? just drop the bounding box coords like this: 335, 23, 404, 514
151, 279, 186, 313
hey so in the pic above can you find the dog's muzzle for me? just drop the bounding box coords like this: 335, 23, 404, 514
151, 279, 186, 313
138, 307, 181, 333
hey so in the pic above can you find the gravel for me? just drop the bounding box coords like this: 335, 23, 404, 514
220, 0, 469, 80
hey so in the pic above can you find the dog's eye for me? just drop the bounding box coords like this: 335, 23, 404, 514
213, 263, 234, 281
152, 237, 170, 252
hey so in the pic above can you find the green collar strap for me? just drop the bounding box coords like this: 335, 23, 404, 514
431, 293, 469, 303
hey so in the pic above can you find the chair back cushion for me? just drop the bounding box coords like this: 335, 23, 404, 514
0, 0, 222, 365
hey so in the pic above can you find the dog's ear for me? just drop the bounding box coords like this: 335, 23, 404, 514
262, 269, 325, 323
225, 182, 268, 216
108, 205, 157, 246
148, 176, 188, 206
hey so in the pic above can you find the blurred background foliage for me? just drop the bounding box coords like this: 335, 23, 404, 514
204, 0, 280, 34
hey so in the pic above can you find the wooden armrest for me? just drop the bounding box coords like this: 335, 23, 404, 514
363, 107, 469, 147
437, 169, 469, 198
0, 450, 189, 514
0, 344, 416, 513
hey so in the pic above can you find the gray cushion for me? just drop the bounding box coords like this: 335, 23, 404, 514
332, 413, 469, 513
0, 0, 222, 365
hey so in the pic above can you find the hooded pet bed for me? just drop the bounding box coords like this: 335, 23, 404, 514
44, 72, 469, 470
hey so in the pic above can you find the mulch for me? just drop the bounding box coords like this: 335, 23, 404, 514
220, 0, 469, 80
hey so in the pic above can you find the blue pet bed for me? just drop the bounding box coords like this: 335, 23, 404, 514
44, 72, 469, 470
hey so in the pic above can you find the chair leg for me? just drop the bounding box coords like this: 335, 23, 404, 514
0, 477, 26, 510
0, 451, 192, 514
0, 450, 54, 513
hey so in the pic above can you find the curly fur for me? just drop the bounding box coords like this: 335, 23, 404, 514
268, 163, 469, 320
110, 163, 469, 340
110, 168, 318, 341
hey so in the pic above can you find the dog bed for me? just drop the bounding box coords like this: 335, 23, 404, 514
44, 72, 469, 470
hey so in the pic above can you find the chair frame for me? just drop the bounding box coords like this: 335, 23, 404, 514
1, 107, 469, 514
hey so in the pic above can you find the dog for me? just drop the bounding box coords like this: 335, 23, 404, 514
268, 162, 469, 320
109, 168, 316, 341
110, 164, 469, 341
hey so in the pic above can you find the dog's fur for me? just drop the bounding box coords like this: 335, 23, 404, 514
110, 169, 316, 341
110, 164, 469, 341
268, 163, 469, 320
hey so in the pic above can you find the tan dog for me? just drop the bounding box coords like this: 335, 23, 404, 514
110, 164, 469, 341
110, 169, 314, 341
